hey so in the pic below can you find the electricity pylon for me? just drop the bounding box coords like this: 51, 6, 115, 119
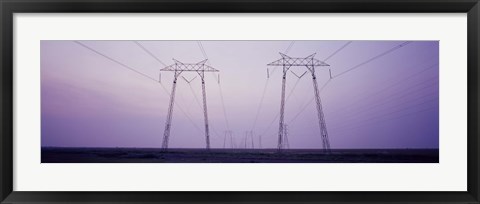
244, 131, 254, 149
268, 53, 331, 152
282, 124, 289, 149
258, 134, 262, 148
160, 59, 219, 150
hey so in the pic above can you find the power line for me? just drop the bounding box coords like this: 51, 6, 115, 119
288, 63, 437, 127
327, 62, 438, 115
331, 97, 438, 133
251, 80, 269, 131
157, 84, 204, 135
217, 83, 230, 130
288, 71, 438, 132
285, 74, 306, 105
300, 41, 352, 96
329, 89, 438, 130
74, 41, 204, 135
184, 78, 223, 140
286, 41, 351, 125
75, 41, 159, 82
197, 41, 209, 65
133, 41, 167, 67
288, 87, 437, 138
323, 41, 352, 62
287, 79, 331, 125
128, 46, 207, 136
333, 106, 437, 137
286, 41, 353, 121
285, 41, 296, 54
252, 61, 304, 132
328, 76, 438, 118
287, 42, 422, 126
333, 41, 412, 78
184, 79, 203, 110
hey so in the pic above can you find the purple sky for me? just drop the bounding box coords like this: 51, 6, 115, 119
41, 40, 439, 149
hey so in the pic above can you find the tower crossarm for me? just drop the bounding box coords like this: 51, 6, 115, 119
267, 53, 330, 67
161, 59, 219, 72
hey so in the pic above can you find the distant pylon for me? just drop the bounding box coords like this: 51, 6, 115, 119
231, 134, 237, 148
223, 131, 227, 148
244, 131, 255, 149
160, 59, 219, 150
267, 53, 331, 152
250, 131, 254, 149
244, 133, 248, 149
258, 134, 262, 148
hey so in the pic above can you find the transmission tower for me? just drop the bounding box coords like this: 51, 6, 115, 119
244, 133, 248, 149
258, 134, 262, 148
282, 124, 289, 149
267, 53, 331, 152
223, 131, 227, 148
243, 131, 255, 149
250, 131, 254, 149
160, 59, 219, 150
231, 134, 237, 148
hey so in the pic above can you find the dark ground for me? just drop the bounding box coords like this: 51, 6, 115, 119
41, 147, 439, 163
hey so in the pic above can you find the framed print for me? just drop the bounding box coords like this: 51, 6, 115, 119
1, 0, 479, 203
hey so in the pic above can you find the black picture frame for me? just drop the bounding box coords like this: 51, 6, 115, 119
1, 0, 479, 203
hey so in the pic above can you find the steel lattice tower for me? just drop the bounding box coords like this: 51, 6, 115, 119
245, 131, 254, 149
160, 59, 219, 150
282, 124, 289, 149
268, 53, 331, 152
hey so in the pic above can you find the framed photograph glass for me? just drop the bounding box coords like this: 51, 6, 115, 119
1, 0, 479, 203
